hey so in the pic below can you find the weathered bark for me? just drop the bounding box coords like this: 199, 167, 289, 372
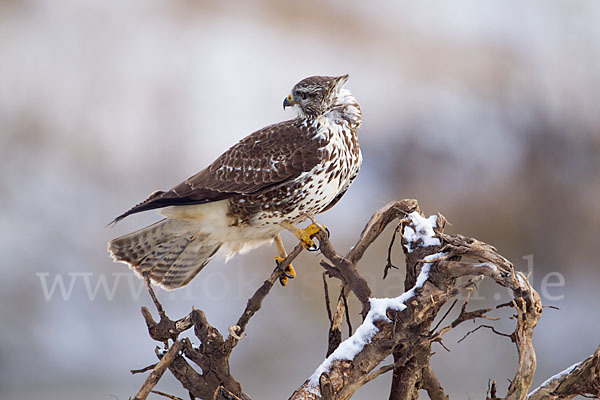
126, 200, 599, 400
132, 340, 184, 400
290, 201, 524, 399
527, 345, 600, 400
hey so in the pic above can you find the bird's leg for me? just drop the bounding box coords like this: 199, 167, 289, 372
274, 234, 296, 287
280, 220, 327, 252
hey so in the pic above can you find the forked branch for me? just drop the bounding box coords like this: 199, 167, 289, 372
127, 200, 598, 400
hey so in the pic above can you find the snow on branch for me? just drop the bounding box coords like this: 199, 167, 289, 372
305, 209, 445, 390
290, 201, 521, 399
125, 199, 599, 400
527, 345, 600, 399
308, 251, 441, 390
402, 211, 441, 252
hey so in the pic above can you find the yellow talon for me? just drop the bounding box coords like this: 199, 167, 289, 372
275, 256, 296, 287
299, 224, 322, 250
274, 234, 296, 287
286, 263, 296, 278
280, 222, 327, 251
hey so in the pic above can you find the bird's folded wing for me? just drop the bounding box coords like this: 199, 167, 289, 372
111, 119, 323, 223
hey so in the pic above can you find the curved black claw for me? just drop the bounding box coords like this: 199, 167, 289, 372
307, 242, 320, 252
275, 258, 295, 279
307, 226, 328, 251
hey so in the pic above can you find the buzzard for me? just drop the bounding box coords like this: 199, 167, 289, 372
108, 75, 362, 289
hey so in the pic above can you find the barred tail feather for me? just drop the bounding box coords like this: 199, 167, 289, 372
108, 219, 221, 289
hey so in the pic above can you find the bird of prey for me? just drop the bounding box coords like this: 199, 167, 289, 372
108, 75, 362, 289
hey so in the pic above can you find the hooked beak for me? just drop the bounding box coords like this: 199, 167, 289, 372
283, 94, 295, 110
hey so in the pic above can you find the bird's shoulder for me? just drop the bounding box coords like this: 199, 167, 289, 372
219, 118, 326, 157
201, 118, 326, 183
110, 118, 329, 223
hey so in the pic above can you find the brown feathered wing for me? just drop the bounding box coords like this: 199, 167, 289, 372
108, 119, 324, 289
110, 119, 322, 224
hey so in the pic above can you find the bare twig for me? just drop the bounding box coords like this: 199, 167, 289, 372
144, 275, 166, 318
543, 305, 560, 311
341, 290, 352, 336
132, 340, 184, 400
224, 243, 303, 352
435, 287, 497, 340
458, 324, 512, 344
383, 225, 399, 279
150, 390, 184, 400
316, 232, 372, 318
130, 363, 158, 375
322, 273, 333, 324
431, 299, 458, 335
347, 199, 417, 264
356, 363, 395, 386
327, 290, 346, 357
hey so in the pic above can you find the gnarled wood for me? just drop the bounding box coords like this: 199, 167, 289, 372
126, 200, 598, 400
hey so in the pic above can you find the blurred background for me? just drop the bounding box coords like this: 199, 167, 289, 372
1, 0, 599, 399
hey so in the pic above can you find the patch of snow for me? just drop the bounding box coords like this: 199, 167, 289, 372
527, 360, 582, 398
307, 252, 445, 389
403, 212, 441, 253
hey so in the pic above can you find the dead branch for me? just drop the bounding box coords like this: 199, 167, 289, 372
383, 224, 400, 279
527, 345, 600, 400
131, 363, 158, 375
435, 286, 496, 339
150, 389, 185, 400
224, 243, 304, 353
125, 199, 599, 400
422, 364, 450, 400
134, 240, 304, 399
326, 288, 345, 357
133, 340, 184, 400
346, 199, 419, 265
288, 201, 549, 400
323, 273, 334, 324
505, 275, 543, 400
316, 235, 372, 317
458, 324, 513, 343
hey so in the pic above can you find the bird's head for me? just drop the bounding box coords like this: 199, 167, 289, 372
283, 74, 350, 119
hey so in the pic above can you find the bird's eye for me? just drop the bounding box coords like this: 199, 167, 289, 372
299, 92, 308, 100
